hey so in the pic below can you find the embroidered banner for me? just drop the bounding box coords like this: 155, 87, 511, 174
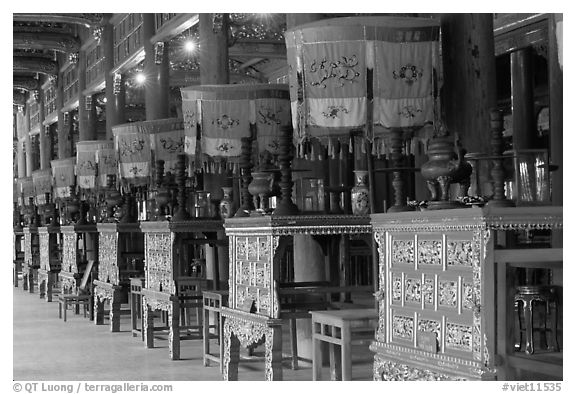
150, 129, 185, 174
32, 169, 52, 198
254, 98, 291, 156
181, 84, 291, 172
96, 147, 118, 187
285, 16, 441, 154
18, 177, 35, 202
51, 157, 76, 188
113, 122, 152, 183
181, 96, 199, 159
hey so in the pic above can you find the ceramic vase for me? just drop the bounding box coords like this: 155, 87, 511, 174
219, 187, 235, 219
351, 170, 370, 215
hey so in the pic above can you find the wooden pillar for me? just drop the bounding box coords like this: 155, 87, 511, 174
84, 94, 98, 141
57, 76, 71, 159
548, 14, 562, 207
16, 111, 27, 178
143, 14, 170, 120
510, 48, 536, 149
78, 45, 96, 141
199, 13, 229, 84
37, 90, 49, 169
440, 14, 497, 157
103, 15, 123, 139
25, 106, 33, 176
113, 74, 126, 125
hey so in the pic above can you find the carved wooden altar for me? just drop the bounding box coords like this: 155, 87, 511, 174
14, 228, 24, 288
23, 226, 39, 293
60, 225, 99, 296
370, 206, 562, 381
140, 219, 225, 360
37, 226, 61, 302
222, 214, 371, 380
93, 223, 144, 332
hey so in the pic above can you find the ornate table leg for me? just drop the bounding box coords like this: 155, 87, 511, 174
110, 288, 122, 332
143, 298, 154, 349
38, 272, 46, 299
46, 272, 54, 302
29, 268, 35, 293
265, 325, 284, 381
22, 271, 28, 291
222, 319, 240, 381
169, 300, 180, 360
94, 293, 105, 325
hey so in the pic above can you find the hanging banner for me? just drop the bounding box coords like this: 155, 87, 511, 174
76, 140, 112, 189
181, 84, 291, 173
285, 16, 440, 155
50, 157, 76, 198
113, 122, 152, 185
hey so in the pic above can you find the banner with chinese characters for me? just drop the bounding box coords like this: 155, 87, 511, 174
76, 140, 113, 189
285, 16, 440, 156
18, 177, 35, 205
96, 146, 117, 187
50, 157, 76, 198
113, 122, 152, 185
32, 169, 52, 203
181, 84, 291, 173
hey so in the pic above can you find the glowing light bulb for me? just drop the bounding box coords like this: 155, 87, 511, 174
184, 40, 196, 52
135, 73, 146, 85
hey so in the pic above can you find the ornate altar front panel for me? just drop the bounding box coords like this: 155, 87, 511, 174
144, 231, 175, 295
98, 231, 119, 284
223, 215, 371, 380
226, 215, 371, 319
23, 229, 38, 269
371, 208, 490, 380
370, 206, 563, 381
38, 227, 60, 272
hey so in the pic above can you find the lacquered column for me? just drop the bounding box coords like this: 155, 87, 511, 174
143, 14, 170, 120
511, 47, 536, 150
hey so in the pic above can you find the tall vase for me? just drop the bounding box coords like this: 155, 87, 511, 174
351, 170, 370, 215
219, 187, 235, 219
194, 191, 210, 218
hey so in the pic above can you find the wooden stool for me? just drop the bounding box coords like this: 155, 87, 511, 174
58, 294, 90, 322
310, 308, 378, 381
515, 285, 560, 354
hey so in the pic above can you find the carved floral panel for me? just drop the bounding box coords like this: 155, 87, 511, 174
422, 276, 435, 306
39, 233, 50, 271
404, 277, 421, 303
438, 279, 458, 308
418, 240, 442, 265
247, 237, 258, 260
462, 281, 474, 311
24, 234, 32, 266
392, 314, 414, 340
392, 239, 414, 265
446, 322, 473, 352
61, 233, 77, 273
236, 237, 247, 260
447, 240, 474, 267
258, 237, 270, 261
145, 232, 173, 294
417, 317, 441, 344
392, 273, 402, 303
98, 232, 119, 284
